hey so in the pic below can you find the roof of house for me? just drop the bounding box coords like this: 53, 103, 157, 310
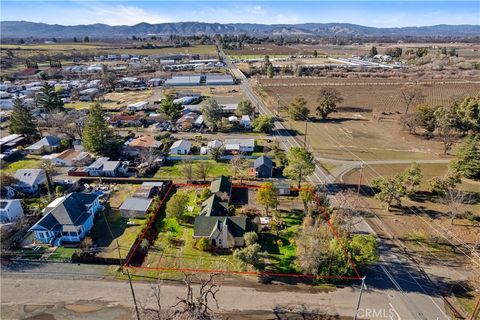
0, 199, 21, 211
224, 138, 255, 148
14, 169, 46, 187
170, 140, 192, 150
87, 157, 120, 171
253, 156, 273, 169
193, 216, 246, 238
119, 197, 153, 212
25, 136, 61, 151
133, 185, 160, 199
207, 140, 223, 149
29, 193, 99, 232
127, 135, 162, 149
53, 149, 90, 162
209, 175, 231, 195
200, 194, 229, 216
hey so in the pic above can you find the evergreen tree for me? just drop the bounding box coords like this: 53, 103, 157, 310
313, 49, 318, 58
236, 98, 254, 117
284, 147, 315, 187
450, 134, 480, 179
202, 97, 223, 131
9, 98, 39, 142
316, 88, 343, 119
37, 82, 63, 111
266, 64, 274, 78
369, 46, 378, 57
83, 102, 117, 156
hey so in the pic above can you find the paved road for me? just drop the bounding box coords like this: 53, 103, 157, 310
219, 46, 451, 319
1, 260, 446, 320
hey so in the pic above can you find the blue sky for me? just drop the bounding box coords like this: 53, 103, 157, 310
1, 1, 479, 27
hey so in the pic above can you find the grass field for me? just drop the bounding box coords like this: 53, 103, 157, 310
0, 155, 42, 173
48, 247, 78, 261
65, 90, 154, 111
153, 160, 234, 179
91, 209, 147, 260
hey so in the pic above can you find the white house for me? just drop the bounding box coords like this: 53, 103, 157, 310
44, 149, 92, 167
29, 193, 102, 246
0, 199, 24, 225
224, 139, 255, 153
13, 169, 47, 194
240, 115, 252, 129
84, 157, 128, 177
169, 140, 192, 155
25, 136, 61, 155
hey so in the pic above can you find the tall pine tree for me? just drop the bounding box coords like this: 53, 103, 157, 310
83, 102, 122, 157
9, 97, 39, 142
37, 82, 63, 111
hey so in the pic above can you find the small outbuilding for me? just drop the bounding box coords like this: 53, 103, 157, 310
120, 197, 153, 218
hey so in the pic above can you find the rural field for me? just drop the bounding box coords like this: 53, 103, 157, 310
259, 78, 480, 113
1, 43, 217, 72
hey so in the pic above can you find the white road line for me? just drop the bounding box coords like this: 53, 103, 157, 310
389, 302, 402, 320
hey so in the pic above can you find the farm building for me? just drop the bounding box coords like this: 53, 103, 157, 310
165, 75, 201, 86
205, 74, 235, 86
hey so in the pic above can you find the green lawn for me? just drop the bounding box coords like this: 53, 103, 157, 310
153, 160, 232, 179
91, 209, 146, 259
259, 211, 302, 273
127, 188, 243, 279
48, 247, 78, 261
0, 156, 42, 174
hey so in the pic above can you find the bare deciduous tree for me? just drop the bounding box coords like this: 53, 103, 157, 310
441, 188, 468, 225
334, 190, 361, 236
195, 162, 212, 182
400, 86, 425, 114
139, 273, 220, 320
181, 159, 194, 182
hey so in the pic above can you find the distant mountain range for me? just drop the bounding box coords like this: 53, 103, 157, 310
1, 21, 479, 39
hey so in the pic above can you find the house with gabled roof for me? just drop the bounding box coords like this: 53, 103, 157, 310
193, 175, 247, 249
209, 175, 232, 201
193, 216, 246, 248
253, 156, 273, 178
29, 192, 102, 246
25, 136, 61, 155
13, 169, 47, 194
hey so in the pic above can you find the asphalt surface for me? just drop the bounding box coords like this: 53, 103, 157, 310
0, 260, 447, 320
219, 47, 451, 319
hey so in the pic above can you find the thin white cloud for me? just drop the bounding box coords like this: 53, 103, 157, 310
82, 3, 171, 25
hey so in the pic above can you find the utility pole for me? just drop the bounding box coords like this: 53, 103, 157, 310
357, 162, 365, 195
115, 239, 141, 320
303, 119, 308, 148
353, 276, 367, 320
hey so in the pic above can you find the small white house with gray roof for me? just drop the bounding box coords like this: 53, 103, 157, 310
85, 157, 128, 177
25, 136, 61, 155
169, 140, 192, 155
224, 138, 255, 153
14, 169, 47, 194
0, 199, 24, 226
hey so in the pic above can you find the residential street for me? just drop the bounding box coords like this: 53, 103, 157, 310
1, 260, 447, 319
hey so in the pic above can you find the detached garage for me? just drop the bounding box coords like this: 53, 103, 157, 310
120, 197, 153, 218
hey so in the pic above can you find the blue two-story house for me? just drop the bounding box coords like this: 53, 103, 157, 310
29, 192, 102, 246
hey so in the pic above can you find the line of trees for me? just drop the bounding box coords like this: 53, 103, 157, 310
287, 88, 343, 121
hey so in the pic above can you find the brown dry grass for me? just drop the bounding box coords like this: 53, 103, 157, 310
259, 78, 480, 113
